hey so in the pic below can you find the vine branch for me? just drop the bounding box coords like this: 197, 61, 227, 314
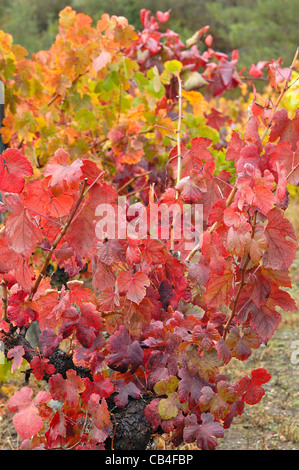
28, 178, 88, 301
223, 210, 258, 339
171, 70, 183, 254
260, 48, 299, 142
1, 279, 8, 321
185, 186, 237, 263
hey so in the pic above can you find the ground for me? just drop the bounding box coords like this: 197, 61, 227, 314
0, 199, 298, 451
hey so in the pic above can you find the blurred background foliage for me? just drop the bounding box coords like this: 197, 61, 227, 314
0, 0, 298, 68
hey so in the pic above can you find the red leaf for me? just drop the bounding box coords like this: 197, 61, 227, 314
81, 374, 114, 404
215, 338, 232, 365
176, 169, 207, 203
237, 368, 271, 405
205, 108, 226, 130
113, 380, 140, 407
117, 271, 150, 304
192, 323, 220, 352
66, 204, 97, 258
182, 137, 213, 176
201, 231, 228, 275
92, 50, 111, 72
87, 395, 111, 431
96, 239, 126, 266
5, 198, 42, 258
263, 208, 297, 270
98, 286, 120, 312
272, 141, 299, 186
141, 238, 166, 265
8, 290, 37, 327
75, 303, 103, 348
178, 367, 207, 408
252, 184, 275, 214
144, 399, 162, 431
0, 232, 20, 273
35, 290, 60, 331
107, 325, 144, 373
92, 261, 116, 293
188, 257, 210, 287
183, 412, 224, 450
73, 336, 105, 374
7, 345, 25, 373
39, 328, 62, 357
8, 387, 51, 439
269, 108, 299, 151
226, 130, 246, 161
156, 10, 170, 22
30, 355, 56, 380
44, 150, 83, 196
204, 264, 233, 307
226, 327, 261, 361
49, 370, 85, 408
205, 34, 213, 47
0, 149, 32, 193
249, 63, 264, 78
250, 302, 282, 343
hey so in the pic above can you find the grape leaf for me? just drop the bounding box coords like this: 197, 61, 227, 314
8, 290, 37, 327
81, 374, 114, 404
117, 271, 150, 304
113, 380, 140, 407
87, 394, 111, 430
229, 325, 261, 357
263, 208, 297, 271
269, 108, 299, 151
178, 367, 208, 407
7, 345, 25, 373
107, 325, 144, 373
66, 204, 97, 258
49, 370, 85, 408
30, 356, 56, 380
237, 368, 271, 405
0, 148, 32, 193
5, 199, 42, 258
39, 328, 62, 357
43, 150, 83, 196
158, 392, 179, 420
199, 381, 238, 420
183, 412, 224, 450
204, 265, 234, 308
8, 387, 51, 440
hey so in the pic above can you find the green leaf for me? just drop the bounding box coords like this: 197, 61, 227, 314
158, 392, 179, 420
74, 109, 97, 131
154, 375, 179, 396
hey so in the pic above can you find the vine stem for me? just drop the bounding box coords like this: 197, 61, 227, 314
117, 170, 152, 194
185, 186, 237, 263
171, 70, 183, 253
28, 178, 88, 302
175, 70, 183, 192
222, 210, 258, 339
185, 49, 299, 265
1, 280, 8, 321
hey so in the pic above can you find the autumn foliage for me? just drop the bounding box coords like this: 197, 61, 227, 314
0, 7, 298, 450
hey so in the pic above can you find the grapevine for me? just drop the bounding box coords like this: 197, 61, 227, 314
0, 8, 298, 451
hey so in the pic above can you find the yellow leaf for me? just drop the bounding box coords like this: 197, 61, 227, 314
182, 90, 207, 117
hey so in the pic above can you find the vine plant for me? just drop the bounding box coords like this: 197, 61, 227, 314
0, 8, 298, 451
